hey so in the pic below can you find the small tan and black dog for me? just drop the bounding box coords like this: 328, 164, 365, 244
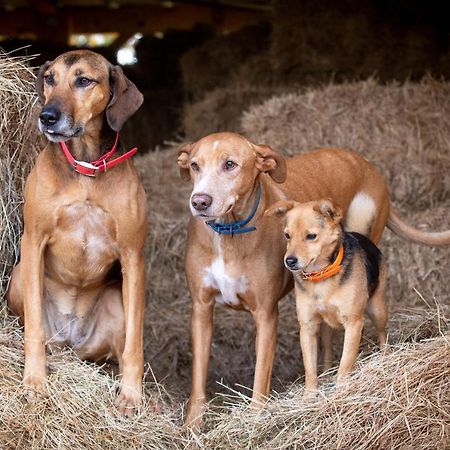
266, 199, 388, 395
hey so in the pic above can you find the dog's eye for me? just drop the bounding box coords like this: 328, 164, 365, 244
224, 160, 237, 171
76, 77, 93, 88
284, 232, 291, 240
191, 162, 199, 172
44, 74, 55, 86
306, 233, 317, 241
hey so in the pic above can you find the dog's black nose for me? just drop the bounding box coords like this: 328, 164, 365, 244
39, 106, 61, 126
285, 256, 298, 269
191, 193, 212, 211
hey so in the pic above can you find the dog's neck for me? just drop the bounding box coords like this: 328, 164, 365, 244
327, 233, 344, 265
306, 227, 345, 273
221, 177, 264, 224
323, 227, 345, 267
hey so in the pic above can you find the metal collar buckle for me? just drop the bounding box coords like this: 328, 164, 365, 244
73, 159, 100, 177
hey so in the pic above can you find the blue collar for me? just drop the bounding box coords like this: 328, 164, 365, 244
206, 183, 262, 236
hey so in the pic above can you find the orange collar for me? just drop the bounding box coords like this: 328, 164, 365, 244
302, 244, 344, 282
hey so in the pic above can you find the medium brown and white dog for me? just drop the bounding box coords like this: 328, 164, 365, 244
266, 199, 388, 395
177, 131, 450, 428
7, 50, 147, 415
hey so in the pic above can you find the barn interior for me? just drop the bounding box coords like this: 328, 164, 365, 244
2, 0, 450, 148
0, 1, 449, 448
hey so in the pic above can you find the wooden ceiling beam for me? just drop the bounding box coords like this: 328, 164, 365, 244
0, 3, 267, 43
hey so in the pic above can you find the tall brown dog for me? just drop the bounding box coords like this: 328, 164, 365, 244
7, 50, 147, 415
177, 131, 450, 428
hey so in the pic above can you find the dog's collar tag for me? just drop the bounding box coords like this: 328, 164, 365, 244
206, 183, 262, 237
301, 244, 344, 282
59, 132, 138, 177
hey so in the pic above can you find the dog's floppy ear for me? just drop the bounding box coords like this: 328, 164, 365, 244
106, 65, 144, 132
253, 143, 287, 184
36, 61, 52, 104
313, 199, 343, 223
265, 199, 296, 218
177, 142, 195, 181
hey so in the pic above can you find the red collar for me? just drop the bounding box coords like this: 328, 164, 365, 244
59, 133, 137, 177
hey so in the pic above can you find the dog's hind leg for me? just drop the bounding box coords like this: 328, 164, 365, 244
367, 266, 388, 349
320, 323, 333, 372
73, 284, 125, 365
6, 263, 24, 318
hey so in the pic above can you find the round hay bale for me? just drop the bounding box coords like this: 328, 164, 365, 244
181, 52, 286, 141
182, 86, 277, 140
242, 78, 450, 210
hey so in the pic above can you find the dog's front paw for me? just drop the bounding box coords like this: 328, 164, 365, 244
115, 384, 144, 417
303, 388, 319, 401
23, 373, 47, 402
184, 398, 207, 431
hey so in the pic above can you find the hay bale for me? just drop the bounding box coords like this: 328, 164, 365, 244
242, 78, 450, 304
181, 22, 271, 102
182, 86, 277, 140
181, 54, 285, 140
181, 50, 289, 140
199, 332, 450, 449
0, 52, 41, 299
242, 78, 450, 210
383, 207, 450, 305
180, 23, 277, 140
0, 308, 177, 450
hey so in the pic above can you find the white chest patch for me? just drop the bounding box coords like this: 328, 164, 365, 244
203, 258, 248, 306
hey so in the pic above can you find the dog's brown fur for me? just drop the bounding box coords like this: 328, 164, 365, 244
266, 199, 388, 395
177, 131, 450, 428
6, 50, 147, 415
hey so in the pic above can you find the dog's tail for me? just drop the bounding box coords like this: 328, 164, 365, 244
388, 208, 450, 246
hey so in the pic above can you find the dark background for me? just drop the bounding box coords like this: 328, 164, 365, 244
1, 0, 449, 148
